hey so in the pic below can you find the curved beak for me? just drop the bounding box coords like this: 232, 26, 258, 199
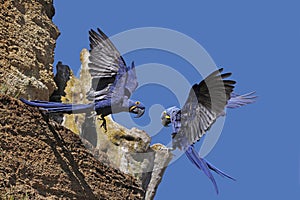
135, 107, 145, 118
130, 106, 145, 118
161, 115, 171, 126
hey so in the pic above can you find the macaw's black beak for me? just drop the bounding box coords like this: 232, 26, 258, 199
135, 107, 145, 118
161, 116, 171, 127
130, 106, 145, 118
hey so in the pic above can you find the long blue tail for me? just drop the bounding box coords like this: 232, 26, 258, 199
185, 145, 235, 194
20, 98, 95, 113
227, 92, 257, 109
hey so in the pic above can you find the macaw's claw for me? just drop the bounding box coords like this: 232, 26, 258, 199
99, 116, 107, 131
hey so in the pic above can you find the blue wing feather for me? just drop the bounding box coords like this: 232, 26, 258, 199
87, 29, 127, 101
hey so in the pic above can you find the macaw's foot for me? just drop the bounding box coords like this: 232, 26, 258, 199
99, 116, 107, 131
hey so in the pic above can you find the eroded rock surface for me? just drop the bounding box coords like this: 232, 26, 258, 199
0, 94, 145, 199
0, 0, 59, 100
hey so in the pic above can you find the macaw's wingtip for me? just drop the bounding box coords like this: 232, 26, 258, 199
241, 91, 258, 99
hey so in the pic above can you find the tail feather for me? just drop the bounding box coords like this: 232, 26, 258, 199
205, 159, 236, 181
226, 91, 257, 109
185, 147, 218, 194
20, 98, 94, 113
185, 145, 235, 194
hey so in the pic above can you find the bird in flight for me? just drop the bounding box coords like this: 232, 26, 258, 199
21, 28, 145, 129
160, 68, 256, 194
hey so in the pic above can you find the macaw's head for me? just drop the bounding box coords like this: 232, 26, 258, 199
128, 99, 145, 118
161, 106, 178, 127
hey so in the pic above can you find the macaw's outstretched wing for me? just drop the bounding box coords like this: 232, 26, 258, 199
178, 68, 236, 147
86, 28, 137, 102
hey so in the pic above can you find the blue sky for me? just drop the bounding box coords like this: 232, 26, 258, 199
53, 0, 300, 199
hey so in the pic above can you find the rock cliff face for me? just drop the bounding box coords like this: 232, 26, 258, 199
0, 1, 172, 199
0, 94, 144, 199
0, 0, 59, 100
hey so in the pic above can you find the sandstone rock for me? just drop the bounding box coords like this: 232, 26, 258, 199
60, 49, 92, 135
59, 49, 173, 200
0, 0, 60, 100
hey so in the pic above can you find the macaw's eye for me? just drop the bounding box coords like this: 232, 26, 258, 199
163, 111, 167, 114
135, 101, 140, 105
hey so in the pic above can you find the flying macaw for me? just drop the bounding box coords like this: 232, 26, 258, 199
21, 28, 145, 129
161, 68, 256, 194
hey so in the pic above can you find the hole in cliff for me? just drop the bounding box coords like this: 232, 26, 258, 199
120, 135, 136, 141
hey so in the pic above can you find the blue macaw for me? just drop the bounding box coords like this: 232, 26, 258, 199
21, 28, 145, 129
161, 68, 256, 194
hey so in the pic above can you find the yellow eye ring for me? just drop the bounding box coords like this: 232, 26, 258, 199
135, 101, 140, 105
